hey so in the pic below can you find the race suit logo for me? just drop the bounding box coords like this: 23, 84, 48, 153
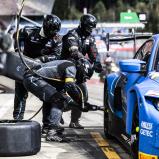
16, 65, 21, 72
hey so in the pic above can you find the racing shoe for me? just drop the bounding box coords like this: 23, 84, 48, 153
42, 125, 64, 137
69, 121, 84, 129
41, 126, 49, 138
46, 129, 70, 143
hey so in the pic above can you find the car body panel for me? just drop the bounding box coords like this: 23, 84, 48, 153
104, 34, 159, 157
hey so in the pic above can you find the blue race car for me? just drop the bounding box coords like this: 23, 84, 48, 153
104, 34, 159, 159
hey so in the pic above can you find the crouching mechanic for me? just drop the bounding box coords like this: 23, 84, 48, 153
13, 14, 62, 120
23, 58, 93, 142
61, 14, 103, 128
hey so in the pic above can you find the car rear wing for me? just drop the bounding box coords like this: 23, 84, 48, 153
105, 32, 153, 53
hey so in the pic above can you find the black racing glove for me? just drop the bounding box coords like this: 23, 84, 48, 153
51, 92, 67, 103
64, 82, 82, 104
93, 62, 103, 73
51, 91, 73, 109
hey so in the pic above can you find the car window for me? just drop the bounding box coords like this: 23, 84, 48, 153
135, 40, 153, 62
154, 45, 159, 71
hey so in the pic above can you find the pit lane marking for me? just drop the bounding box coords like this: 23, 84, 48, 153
91, 132, 121, 159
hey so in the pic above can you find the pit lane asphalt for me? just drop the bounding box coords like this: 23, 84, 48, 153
0, 75, 131, 159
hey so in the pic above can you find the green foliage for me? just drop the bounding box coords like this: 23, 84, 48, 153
115, 0, 127, 20
135, 2, 148, 12
145, 1, 159, 33
92, 1, 107, 21
52, 0, 159, 33
67, 6, 82, 20
53, 0, 82, 20
52, 0, 69, 19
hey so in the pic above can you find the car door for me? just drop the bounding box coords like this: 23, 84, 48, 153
120, 40, 154, 123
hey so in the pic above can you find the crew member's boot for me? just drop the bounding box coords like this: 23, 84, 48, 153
46, 126, 69, 142
69, 107, 84, 129
69, 120, 84, 129
41, 125, 49, 138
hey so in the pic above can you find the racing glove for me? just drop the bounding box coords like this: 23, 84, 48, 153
93, 62, 103, 73
64, 82, 82, 104
50, 91, 73, 109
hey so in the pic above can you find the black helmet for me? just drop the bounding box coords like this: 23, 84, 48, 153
76, 58, 94, 83
43, 14, 61, 37
80, 14, 97, 36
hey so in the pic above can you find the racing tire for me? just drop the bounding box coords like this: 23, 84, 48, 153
130, 103, 139, 159
0, 120, 41, 157
103, 80, 112, 138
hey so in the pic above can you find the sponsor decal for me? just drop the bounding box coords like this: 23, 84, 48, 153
85, 39, 90, 45
16, 65, 21, 72
68, 37, 75, 40
140, 129, 153, 137
140, 121, 153, 138
141, 121, 153, 130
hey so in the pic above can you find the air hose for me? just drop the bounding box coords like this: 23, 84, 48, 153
15, 0, 62, 120
16, 0, 86, 120
16, 0, 64, 82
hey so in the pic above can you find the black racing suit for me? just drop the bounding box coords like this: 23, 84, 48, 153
13, 26, 62, 120
61, 27, 101, 123
23, 60, 83, 128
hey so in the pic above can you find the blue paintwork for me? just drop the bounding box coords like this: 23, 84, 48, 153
104, 34, 159, 156
119, 59, 146, 73
106, 72, 120, 112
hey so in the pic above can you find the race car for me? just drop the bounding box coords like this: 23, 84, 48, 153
104, 34, 159, 159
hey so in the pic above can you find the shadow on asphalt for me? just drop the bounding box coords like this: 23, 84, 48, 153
0, 84, 14, 93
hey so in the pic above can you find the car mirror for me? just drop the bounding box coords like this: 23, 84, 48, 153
119, 59, 146, 73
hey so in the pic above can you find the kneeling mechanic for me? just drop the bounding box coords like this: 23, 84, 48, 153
23, 58, 93, 142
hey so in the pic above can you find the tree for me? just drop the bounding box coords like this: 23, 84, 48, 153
53, 0, 82, 20
52, 0, 159, 33
67, 5, 82, 20
146, 1, 159, 33
92, 1, 107, 21
115, 0, 127, 20
135, 2, 148, 12
52, 0, 69, 19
